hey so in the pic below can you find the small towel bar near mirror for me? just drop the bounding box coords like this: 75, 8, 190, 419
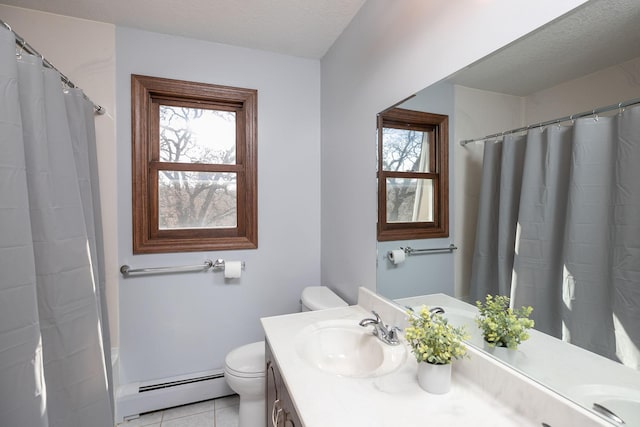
403, 244, 458, 255
119, 259, 245, 277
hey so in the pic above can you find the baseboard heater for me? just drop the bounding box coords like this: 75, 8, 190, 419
138, 372, 223, 393
115, 369, 233, 423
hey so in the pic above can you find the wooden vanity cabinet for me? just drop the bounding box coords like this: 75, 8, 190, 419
266, 340, 302, 427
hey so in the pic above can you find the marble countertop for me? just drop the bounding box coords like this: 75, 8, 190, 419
397, 293, 640, 425
261, 300, 539, 427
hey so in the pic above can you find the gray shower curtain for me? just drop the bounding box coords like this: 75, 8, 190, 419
0, 27, 114, 426
470, 105, 640, 369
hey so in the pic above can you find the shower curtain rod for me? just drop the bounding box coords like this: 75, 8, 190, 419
459, 96, 640, 146
1, 19, 106, 115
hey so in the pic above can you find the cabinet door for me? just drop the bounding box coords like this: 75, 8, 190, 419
266, 342, 276, 427
265, 341, 302, 427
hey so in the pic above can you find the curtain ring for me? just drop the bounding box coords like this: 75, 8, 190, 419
16, 39, 25, 59
593, 110, 599, 121
618, 102, 625, 116
570, 114, 574, 124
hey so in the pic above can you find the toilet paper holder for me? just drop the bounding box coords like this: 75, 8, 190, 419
211, 258, 246, 272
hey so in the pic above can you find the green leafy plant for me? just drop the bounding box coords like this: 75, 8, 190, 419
475, 295, 534, 349
404, 306, 468, 365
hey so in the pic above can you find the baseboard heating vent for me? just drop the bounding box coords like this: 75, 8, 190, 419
139, 373, 224, 393
116, 369, 232, 423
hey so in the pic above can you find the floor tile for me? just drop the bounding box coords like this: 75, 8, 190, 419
162, 399, 215, 421
214, 394, 239, 410
215, 405, 239, 427
160, 410, 215, 427
119, 395, 239, 427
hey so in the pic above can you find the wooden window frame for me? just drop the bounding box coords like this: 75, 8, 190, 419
131, 74, 257, 253
377, 107, 449, 241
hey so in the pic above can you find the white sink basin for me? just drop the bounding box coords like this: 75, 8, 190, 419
295, 319, 407, 377
568, 384, 640, 426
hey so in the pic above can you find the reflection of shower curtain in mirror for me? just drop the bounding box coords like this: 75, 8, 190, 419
470, 104, 640, 370
0, 27, 114, 426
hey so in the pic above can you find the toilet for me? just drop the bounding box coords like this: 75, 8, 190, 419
223, 286, 348, 427
300, 285, 348, 312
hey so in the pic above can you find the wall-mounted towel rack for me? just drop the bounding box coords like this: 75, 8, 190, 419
403, 244, 457, 255
120, 259, 245, 277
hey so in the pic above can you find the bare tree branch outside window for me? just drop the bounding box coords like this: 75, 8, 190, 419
158, 106, 238, 229
382, 127, 428, 222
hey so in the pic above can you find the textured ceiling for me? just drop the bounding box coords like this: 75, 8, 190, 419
0, 0, 366, 58
446, 0, 640, 96
4, 0, 638, 93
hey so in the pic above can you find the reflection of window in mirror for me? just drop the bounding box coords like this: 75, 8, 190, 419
131, 74, 258, 253
377, 108, 448, 241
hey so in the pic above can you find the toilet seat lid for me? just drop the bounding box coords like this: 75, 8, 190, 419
301, 286, 348, 311
225, 341, 265, 378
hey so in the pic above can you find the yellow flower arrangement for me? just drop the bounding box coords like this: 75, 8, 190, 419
404, 306, 468, 365
475, 295, 534, 349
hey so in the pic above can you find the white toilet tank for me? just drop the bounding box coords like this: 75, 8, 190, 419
300, 286, 348, 311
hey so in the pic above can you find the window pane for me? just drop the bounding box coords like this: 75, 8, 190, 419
386, 178, 433, 222
159, 105, 236, 164
382, 127, 430, 172
158, 171, 237, 229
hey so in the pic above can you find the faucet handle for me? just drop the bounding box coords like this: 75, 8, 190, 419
370, 310, 382, 323
429, 306, 445, 315
386, 326, 401, 344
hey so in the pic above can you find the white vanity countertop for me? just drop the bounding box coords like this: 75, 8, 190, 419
261, 304, 539, 427
397, 293, 640, 420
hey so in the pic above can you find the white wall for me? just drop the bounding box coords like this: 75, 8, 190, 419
116, 27, 321, 383
320, 0, 589, 303
0, 5, 119, 343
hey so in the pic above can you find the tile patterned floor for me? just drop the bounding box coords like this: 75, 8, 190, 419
118, 395, 239, 427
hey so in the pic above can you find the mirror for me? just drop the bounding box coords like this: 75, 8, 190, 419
376, 0, 640, 423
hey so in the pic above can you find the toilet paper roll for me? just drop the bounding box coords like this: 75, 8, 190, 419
388, 249, 406, 265
224, 261, 242, 279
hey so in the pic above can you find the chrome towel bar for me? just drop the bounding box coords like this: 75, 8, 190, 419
403, 244, 457, 255
119, 259, 244, 277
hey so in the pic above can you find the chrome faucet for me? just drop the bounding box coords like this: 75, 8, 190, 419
404, 305, 445, 315
359, 310, 401, 346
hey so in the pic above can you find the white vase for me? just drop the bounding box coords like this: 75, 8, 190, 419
483, 340, 518, 364
417, 362, 451, 394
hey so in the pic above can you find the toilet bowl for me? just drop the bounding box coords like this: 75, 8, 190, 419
224, 341, 266, 427
223, 286, 347, 427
